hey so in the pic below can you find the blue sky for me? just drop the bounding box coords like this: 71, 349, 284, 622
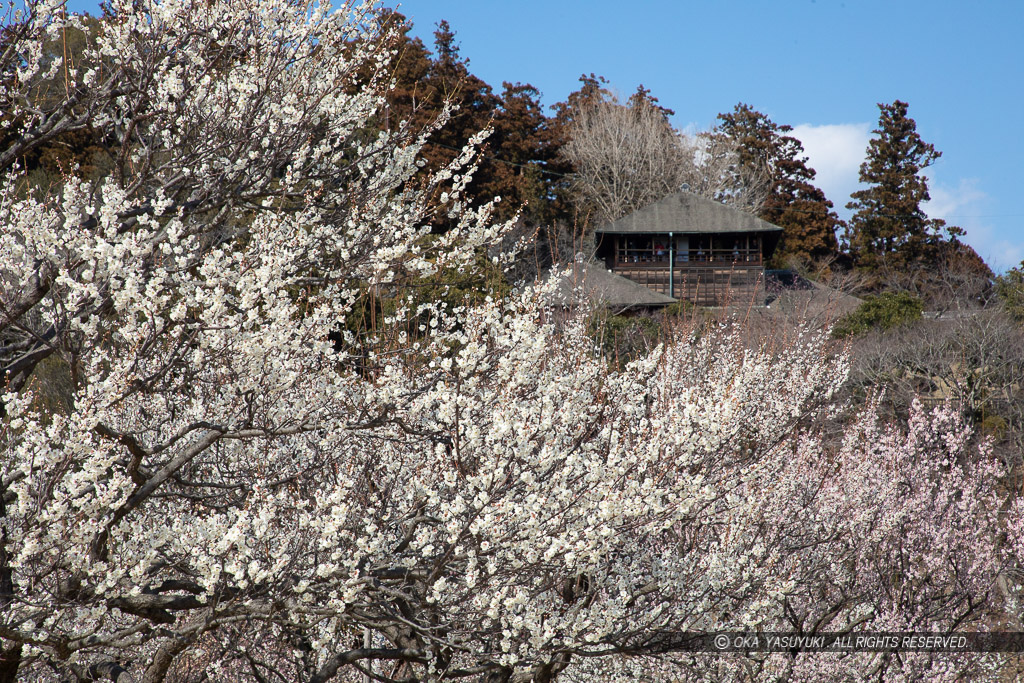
65, 0, 1024, 271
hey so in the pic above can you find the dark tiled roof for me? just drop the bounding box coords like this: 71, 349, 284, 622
546, 262, 676, 308
595, 190, 784, 235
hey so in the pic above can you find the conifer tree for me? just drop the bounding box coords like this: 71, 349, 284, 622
487, 82, 560, 224
844, 100, 962, 273
381, 17, 557, 227
549, 73, 613, 131
716, 103, 839, 267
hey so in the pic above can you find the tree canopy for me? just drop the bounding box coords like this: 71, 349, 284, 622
380, 16, 559, 229
844, 100, 964, 276
716, 103, 840, 267
560, 88, 768, 229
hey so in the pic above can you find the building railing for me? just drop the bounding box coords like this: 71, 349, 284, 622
613, 248, 762, 267
612, 262, 766, 306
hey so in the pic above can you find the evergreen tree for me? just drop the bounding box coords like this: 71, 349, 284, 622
844, 100, 962, 273
375, 11, 434, 132
547, 74, 613, 218
549, 73, 612, 131
627, 84, 675, 119
379, 17, 560, 227
421, 20, 500, 203
487, 82, 561, 224
716, 103, 839, 267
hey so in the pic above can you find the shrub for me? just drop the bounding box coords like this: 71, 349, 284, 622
995, 262, 1024, 324
832, 291, 924, 338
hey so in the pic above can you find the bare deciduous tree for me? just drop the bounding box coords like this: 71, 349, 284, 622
677, 130, 769, 216
561, 96, 768, 227
849, 309, 1024, 470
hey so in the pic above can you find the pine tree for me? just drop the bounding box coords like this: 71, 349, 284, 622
716, 103, 840, 267
844, 100, 961, 273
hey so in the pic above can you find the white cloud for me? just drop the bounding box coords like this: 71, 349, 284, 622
924, 177, 986, 219
789, 122, 872, 216
928, 178, 1022, 272
959, 224, 1023, 273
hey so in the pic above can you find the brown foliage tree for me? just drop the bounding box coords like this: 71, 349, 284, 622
716, 103, 840, 268
381, 17, 560, 229
844, 100, 964, 275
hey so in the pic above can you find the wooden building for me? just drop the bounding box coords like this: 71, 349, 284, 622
594, 191, 783, 306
